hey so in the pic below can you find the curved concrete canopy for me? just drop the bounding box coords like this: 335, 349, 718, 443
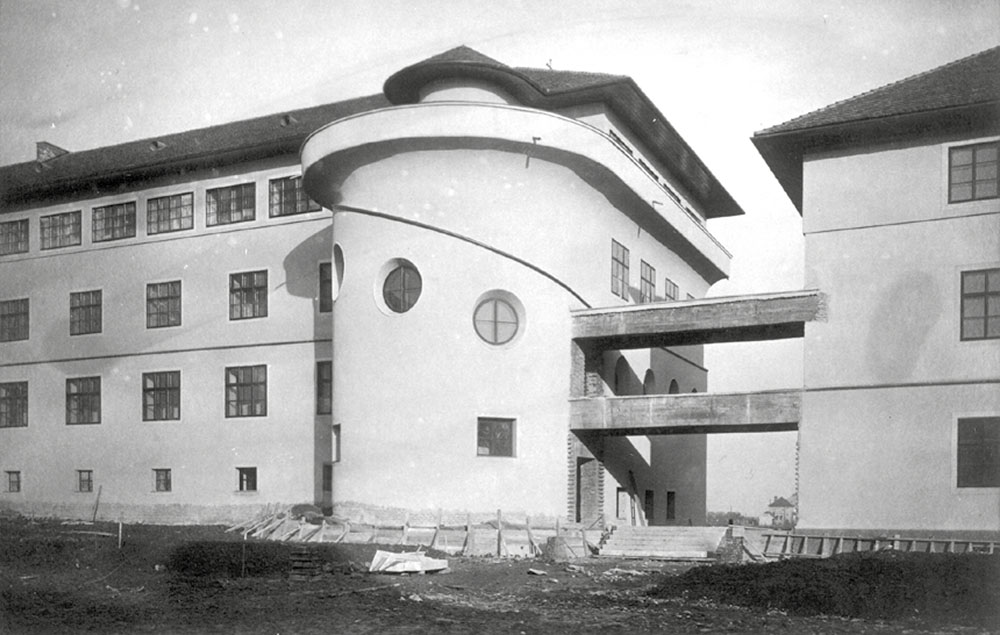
301, 102, 731, 283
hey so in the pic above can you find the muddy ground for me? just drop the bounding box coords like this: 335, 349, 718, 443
0, 516, 994, 634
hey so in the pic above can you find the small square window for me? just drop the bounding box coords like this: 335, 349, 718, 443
146, 281, 182, 328
229, 271, 268, 320
70, 290, 102, 335
957, 417, 1000, 488
269, 176, 321, 217
0, 219, 29, 256
237, 467, 257, 492
77, 470, 93, 493
92, 202, 136, 242
477, 417, 515, 457
0, 381, 28, 428
949, 142, 999, 203
6, 471, 21, 493
207, 183, 255, 226
40, 211, 81, 250
153, 468, 172, 492
0, 298, 30, 342
961, 268, 1000, 341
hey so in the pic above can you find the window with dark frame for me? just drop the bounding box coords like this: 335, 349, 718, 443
961, 268, 1000, 341
40, 211, 81, 250
6, 471, 20, 493
226, 365, 267, 418
92, 202, 136, 242
237, 467, 257, 492
206, 183, 255, 226
317, 361, 332, 415
70, 290, 102, 335
147, 192, 194, 235
319, 262, 333, 313
473, 297, 519, 345
666, 491, 676, 520
322, 463, 333, 492
66, 377, 101, 425
949, 142, 999, 203
146, 281, 182, 328
229, 270, 268, 320
143, 371, 180, 421
154, 469, 172, 492
382, 263, 422, 313
957, 417, 1000, 488
611, 240, 629, 300
0, 381, 28, 428
640, 260, 656, 303
477, 417, 515, 457
269, 176, 321, 217
0, 298, 29, 342
663, 278, 679, 301
0, 219, 29, 256
77, 470, 93, 493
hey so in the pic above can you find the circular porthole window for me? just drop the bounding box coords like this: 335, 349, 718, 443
473, 290, 524, 346
381, 260, 422, 313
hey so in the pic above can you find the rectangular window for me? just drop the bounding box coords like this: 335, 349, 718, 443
40, 211, 81, 250
147, 192, 194, 235
269, 176, 321, 217
643, 490, 654, 523
950, 142, 999, 203
237, 467, 257, 492
66, 377, 101, 425
229, 270, 268, 320
143, 371, 180, 421
0, 298, 29, 342
0, 219, 29, 256
666, 491, 676, 521
319, 262, 333, 313
611, 239, 629, 300
77, 470, 93, 493
640, 260, 656, 303
206, 183, 255, 226
153, 468, 172, 492
332, 424, 341, 463
146, 281, 182, 328
958, 417, 1000, 487
663, 277, 679, 302
477, 417, 515, 457
70, 290, 102, 335
317, 361, 332, 415
226, 365, 267, 417
92, 202, 136, 242
322, 463, 333, 492
961, 268, 1000, 340
0, 381, 28, 428
6, 471, 20, 493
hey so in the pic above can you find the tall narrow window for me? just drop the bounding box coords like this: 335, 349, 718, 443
663, 277, 679, 301
477, 417, 515, 457
0, 381, 28, 428
153, 469, 172, 492
949, 142, 999, 203
0, 298, 29, 342
206, 183, 255, 226
269, 176, 321, 217
6, 471, 20, 493
146, 281, 182, 328
66, 377, 101, 425
957, 417, 1000, 488
0, 219, 29, 256
226, 365, 267, 417
319, 262, 333, 313
92, 202, 136, 242
611, 240, 629, 300
237, 467, 257, 492
77, 470, 94, 493
666, 491, 676, 521
70, 290, 102, 335
317, 361, 332, 415
961, 268, 1000, 341
322, 463, 333, 493
40, 211, 81, 250
643, 490, 654, 523
229, 271, 268, 320
640, 261, 656, 303
147, 192, 194, 234
143, 371, 181, 421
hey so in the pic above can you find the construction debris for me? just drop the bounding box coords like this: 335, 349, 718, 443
369, 550, 448, 574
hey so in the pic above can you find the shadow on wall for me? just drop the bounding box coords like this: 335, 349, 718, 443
865, 271, 940, 381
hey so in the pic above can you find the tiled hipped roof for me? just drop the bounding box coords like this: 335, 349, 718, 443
753, 46, 1000, 214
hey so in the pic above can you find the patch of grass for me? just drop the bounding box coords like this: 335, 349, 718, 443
649, 551, 1000, 627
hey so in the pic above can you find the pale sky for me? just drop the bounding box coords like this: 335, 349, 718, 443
2, 0, 998, 514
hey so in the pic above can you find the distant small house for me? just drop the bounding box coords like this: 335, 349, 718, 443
760, 496, 796, 528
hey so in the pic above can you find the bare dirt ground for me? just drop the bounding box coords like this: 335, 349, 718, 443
1, 515, 995, 634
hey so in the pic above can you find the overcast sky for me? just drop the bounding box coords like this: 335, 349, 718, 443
2, 0, 998, 514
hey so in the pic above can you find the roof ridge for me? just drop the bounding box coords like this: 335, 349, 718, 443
758, 45, 1000, 135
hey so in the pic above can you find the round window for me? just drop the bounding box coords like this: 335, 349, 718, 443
382, 262, 422, 313
474, 297, 519, 345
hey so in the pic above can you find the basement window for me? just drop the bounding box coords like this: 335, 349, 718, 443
477, 417, 515, 457
77, 470, 93, 493
153, 469, 172, 492
237, 467, 257, 492
6, 471, 20, 493
957, 417, 1000, 488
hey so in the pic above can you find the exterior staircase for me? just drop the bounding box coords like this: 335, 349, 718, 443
599, 525, 727, 559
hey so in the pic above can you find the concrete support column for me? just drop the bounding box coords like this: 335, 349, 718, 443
568, 340, 606, 526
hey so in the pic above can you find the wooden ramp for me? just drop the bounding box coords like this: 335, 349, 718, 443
599, 526, 726, 560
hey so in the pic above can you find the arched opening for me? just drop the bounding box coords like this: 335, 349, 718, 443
642, 369, 656, 395
614, 357, 631, 396
668, 379, 680, 394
